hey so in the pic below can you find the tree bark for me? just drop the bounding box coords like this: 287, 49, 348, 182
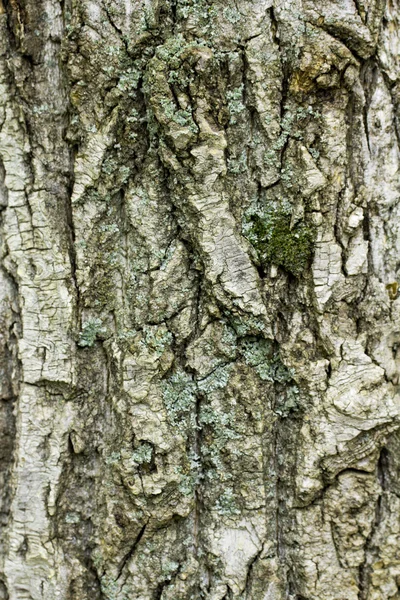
1, 0, 400, 598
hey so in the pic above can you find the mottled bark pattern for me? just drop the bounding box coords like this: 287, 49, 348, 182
0, 0, 400, 598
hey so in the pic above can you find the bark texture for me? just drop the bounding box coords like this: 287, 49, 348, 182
1, 0, 400, 598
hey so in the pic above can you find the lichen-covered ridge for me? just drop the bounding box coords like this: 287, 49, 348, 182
0, 0, 400, 598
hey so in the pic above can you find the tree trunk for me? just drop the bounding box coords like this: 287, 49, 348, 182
1, 0, 400, 598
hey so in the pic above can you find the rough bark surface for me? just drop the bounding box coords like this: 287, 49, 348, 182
0, 0, 400, 598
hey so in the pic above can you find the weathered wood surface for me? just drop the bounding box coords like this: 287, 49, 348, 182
1, 0, 400, 598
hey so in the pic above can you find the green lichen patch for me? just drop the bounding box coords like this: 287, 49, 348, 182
131, 442, 154, 466
275, 385, 302, 418
226, 84, 245, 125
227, 149, 247, 174
227, 313, 267, 337
78, 317, 106, 347
140, 325, 173, 356
175, 450, 202, 496
215, 487, 241, 516
239, 337, 303, 417
240, 337, 293, 383
144, 35, 230, 153
243, 202, 315, 277
263, 105, 321, 173
162, 369, 197, 428
64, 512, 81, 524
197, 364, 234, 394
199, 403, 241, 479
176, 0, 218, 33
143, 39, 201, 149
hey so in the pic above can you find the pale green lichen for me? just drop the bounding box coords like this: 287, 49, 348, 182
227, 84, 245, 125
200, 404, 241, 480
197, 364, 233, 394
227, 150, 247, 174
215, 487, 241, 516
140, 326, 173, 356
275, 385, 302, 417
220, 324, 238, 353
100, 575, 120, 600
240, 337, 294, 383
223, 7, 241, 24
161, 560, 180, 579
239, 338, 302, 417
78, 317, 106, 347
159, 98, 196, 131
101, 153, 132, 185
228, 314, 267, 337
177, 0, 217, 29
175, 452, 202, 496
131, 442, 153, 465
116, 66, 141, 94
308, 147, 320, 161
64, 512, 80, 524
105, 451, 121, 466
263, 105, 321, 172
162, 369, 197, 428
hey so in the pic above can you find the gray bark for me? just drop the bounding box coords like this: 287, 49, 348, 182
1, 0, 400, 598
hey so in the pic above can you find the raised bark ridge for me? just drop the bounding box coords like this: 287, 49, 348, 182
0, 0, 400, 599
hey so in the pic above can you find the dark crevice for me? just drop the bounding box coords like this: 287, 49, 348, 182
170, 0, 177, 31
193, 390, 202, 560
65, 142, 80, 318
221, 585, 234, 600
307, 21, 369, 63
116, 522, 147, 581
360, 61, 379, 154
353, 0, 367, 24
244, 542, 264, 596
295, 455, 389, 511
377, 446, 389, 491
363, 101, 371, 153
0, 580, 9, 600
2, 0, 21, 50
333, 187, 350, 279
268, 5, 280, 47
326, 361, 332, 380
153, 563, 182, 600
103, 5, 130, 56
